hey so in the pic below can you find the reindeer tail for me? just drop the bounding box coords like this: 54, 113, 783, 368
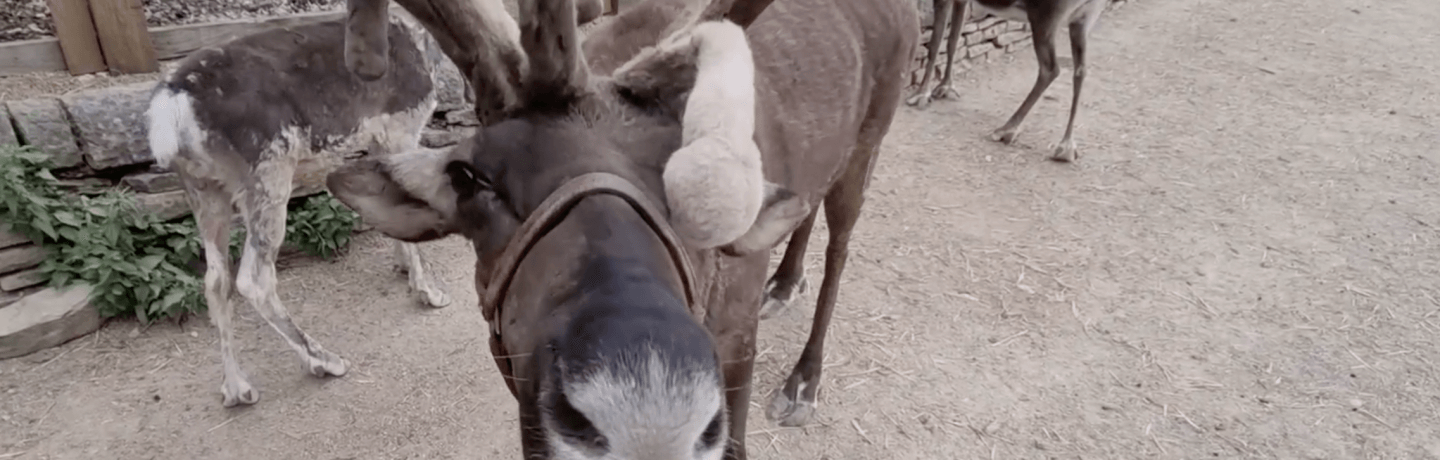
145, 83, 198, 169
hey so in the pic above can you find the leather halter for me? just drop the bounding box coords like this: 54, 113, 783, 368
480, 172, 702, 398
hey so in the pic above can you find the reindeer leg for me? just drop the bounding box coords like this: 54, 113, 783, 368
758, 209, 817, 320
344, 0, 392, 81
906, 0, 952, 108
768, 145, 876, 427
236, 158, 349, 379
1051, 2, 1106, 162
183, 177, 256, 407
393, 240, 452, 308
930, 0, 969, 100
708, 252, 768, 460
989, 14, 1063, 145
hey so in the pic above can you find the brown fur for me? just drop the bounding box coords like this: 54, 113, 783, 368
333, 0, 918, 457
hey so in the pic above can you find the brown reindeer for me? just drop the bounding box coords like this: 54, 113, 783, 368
328, 0, 918, 457
907, 0, 1110, 162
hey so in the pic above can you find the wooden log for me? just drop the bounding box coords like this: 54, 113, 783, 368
0, 39, 67, 76
89, 0, 160, 74
47, 0, 108, 75
147, 10, 347, 61
0, 4, 389, 76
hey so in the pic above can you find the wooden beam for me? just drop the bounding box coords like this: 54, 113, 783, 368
0, 39, 67, 76
0, 6, 398, 77
47, 0, 108, 75
89, 0, 159, 74
147, 10, 347, 61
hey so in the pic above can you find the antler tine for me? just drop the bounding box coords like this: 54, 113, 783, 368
374, 0, 527, 126
697, 0, 778, 28
343, 0, 392, 81
519, 0, 591, 105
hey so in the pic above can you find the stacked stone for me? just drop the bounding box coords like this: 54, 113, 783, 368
910, 14, 1031, 88
0, 121, 99, 358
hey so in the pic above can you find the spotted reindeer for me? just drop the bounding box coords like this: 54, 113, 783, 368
143, 13, 452, 406
329, 0, 919, 458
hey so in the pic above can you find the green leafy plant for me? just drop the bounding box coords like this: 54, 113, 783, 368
285, 193, 360, 260
0, 146, 203, 322
0, 145, 362, 323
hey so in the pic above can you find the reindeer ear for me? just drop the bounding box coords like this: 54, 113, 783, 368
327, 147, 466, 243
609, 34, 698, 112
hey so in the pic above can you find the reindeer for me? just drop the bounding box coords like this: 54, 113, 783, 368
144, 14, 454, 407
907, 0, 1110, 162
328, 0, 918, 457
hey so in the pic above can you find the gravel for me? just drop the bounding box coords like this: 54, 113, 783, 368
1, 0, 343, 43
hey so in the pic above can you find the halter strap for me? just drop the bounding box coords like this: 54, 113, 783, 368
479, 172, 702, 397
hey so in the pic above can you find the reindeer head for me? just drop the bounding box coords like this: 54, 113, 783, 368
329, 0, 789, 457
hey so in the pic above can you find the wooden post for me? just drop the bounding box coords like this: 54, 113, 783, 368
47, 0, 108, 75
88, 0, 159, 74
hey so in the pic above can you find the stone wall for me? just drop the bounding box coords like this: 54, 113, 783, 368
908, 0, 1135, 87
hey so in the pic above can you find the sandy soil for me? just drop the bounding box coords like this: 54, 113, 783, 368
3, 0, 1440, 458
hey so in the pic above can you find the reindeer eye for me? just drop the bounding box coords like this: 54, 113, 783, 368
444, 161, 490, 198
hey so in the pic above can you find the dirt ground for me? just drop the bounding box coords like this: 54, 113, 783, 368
3, 0, 1439, 458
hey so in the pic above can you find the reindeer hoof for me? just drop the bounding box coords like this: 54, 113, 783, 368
1050, 141, 1080, 163
905, 91, 932, 108
758, 276, 808, 320
989, 127, 1020, 145
306, 350, 349, 378
220, 377, 260, 407
931, 83, 959, 100
419, 287, 452, 309
766, 384, 818, 427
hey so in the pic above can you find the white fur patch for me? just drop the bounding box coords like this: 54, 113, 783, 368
660, 20, 766, 249
552, 348, 726, 460
378, 146, 461, 219
145, 87, 203, 169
